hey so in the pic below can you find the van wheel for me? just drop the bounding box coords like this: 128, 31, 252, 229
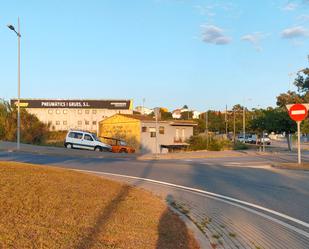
120, 149, 127, 153
66, 143, 73, 149
94, 146, 102, 152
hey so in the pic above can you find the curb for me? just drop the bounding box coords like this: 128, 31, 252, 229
168, 204, 212, 249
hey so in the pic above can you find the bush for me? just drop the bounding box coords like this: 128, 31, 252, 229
233, 141, 249, 150
187, 135, 232, 151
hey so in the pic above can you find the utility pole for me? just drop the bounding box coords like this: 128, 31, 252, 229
142, 98, 145, 115
225, 104, 228, 136
233, 109, 236, 143
205, 110, 209, 148
243, 105, 246, 141
154, 107, 160, 157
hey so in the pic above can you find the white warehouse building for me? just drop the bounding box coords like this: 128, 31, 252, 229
10, 99, 133, 133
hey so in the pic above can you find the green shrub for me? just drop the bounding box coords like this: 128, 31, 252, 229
208, 139, 221, 151
187, 135, 208, 151
233, 141, 249, 150
187, 135, 232, 151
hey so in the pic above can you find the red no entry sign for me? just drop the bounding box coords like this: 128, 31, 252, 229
288, 104, 308, 122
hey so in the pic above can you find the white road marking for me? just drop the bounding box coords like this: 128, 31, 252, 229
74, 169, 309, 239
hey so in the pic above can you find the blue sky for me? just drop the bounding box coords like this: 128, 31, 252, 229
1, 0, 309, 111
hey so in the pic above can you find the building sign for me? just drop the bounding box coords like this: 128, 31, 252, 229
10, 99, 132, 110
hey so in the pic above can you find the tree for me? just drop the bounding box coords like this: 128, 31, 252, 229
0, 100, 49, 144
160, 109, 173, 120
180, 111, 193, 120
276, 91, 303, 108
183, 105, 188, 109
294, 69, 309, 94
251, 108, 296, 150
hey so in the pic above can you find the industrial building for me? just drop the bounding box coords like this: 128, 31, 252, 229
10, 99, 133, 132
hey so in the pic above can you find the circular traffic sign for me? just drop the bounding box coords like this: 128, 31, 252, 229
289, 104, 308, 122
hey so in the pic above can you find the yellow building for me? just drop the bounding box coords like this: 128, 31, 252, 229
99, 114, 196, 153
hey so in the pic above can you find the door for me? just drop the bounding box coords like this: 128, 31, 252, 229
82, 134, 96, 150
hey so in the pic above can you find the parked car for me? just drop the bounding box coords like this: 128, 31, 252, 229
257, 137, 271, 145
237, 134, 257, 144
101, 137, 135, 153
64, 130, 112, 152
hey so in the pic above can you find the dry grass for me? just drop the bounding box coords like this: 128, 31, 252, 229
0, 161, 199, 249
272, 162, 309, 171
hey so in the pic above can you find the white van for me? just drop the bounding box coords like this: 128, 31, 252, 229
64, 130, 112, 152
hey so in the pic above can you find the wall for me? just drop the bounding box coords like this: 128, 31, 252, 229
26, 108, 133, 132
99, 115, 141, 150
140, 122, 194, 153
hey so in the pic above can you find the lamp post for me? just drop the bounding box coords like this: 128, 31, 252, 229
7, 17, 21, 150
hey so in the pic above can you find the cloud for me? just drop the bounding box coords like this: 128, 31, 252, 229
241, 32, 267, 51
297, 14, 309, 22
281, 26, 308, 38
282, 2, 298, 11
201, 25, 232, 45
194, 5, 215, 18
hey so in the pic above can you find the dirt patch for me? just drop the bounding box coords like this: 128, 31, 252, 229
271, 162, 309, 171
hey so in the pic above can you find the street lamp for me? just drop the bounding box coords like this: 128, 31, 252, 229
7, 17, 21, 150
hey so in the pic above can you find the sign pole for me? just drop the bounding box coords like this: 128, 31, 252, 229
297, 121, 301, 165
286, 103, 308, 165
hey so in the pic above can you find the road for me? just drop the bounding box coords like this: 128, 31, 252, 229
1, 150, 309, 248
1, 151, 308, 221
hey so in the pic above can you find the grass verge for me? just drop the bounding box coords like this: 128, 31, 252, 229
0, 161, 199, 249
271, 162, 309, 171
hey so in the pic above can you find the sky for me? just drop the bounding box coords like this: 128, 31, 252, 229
1, 0, 309, 111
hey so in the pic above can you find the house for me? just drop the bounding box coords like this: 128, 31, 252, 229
172, 108, 200, 120
134, 106, 153, 115
98, 114, 196, 153
192, 110, 201, 119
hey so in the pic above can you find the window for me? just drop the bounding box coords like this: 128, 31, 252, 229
84, 134, 93, 141
78, 121, 82, 126
56, 110, 60, 114
63, 121, 67, 125
182, 128, 185, 139
149, 127, 156, 137
92, 121, 97, 125
85, 110, 90, 114
92, 110, 97, 114
75, 133, 83, 139
159, 126, 165, 134
63, 110, 68, 114
68, 132, 83, 139
142, 126, 147, 132
78, 110, 82, 114
68, 132, 75, 138
85, 121, 89, 125
48, 110, 53, 114
56, 121, 60, 125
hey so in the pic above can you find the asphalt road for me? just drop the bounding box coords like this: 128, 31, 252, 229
1, 150, 309, 225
